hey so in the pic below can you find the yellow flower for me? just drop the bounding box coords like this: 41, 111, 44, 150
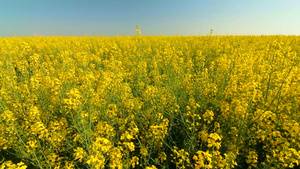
145, 165, 157, 169
27, 139, 38, 149
74, 147, 87, 163
131, 156, 139, 168
246, 150, 258, 167
0, 161, 27, 169
64, 161, 74, 169
109, 147, 123, 169
158, 152, 167, 163
123, 141, 135, 152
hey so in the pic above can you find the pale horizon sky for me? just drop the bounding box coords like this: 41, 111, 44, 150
0, 0, 300, 37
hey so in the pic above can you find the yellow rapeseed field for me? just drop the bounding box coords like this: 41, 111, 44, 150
0, 35, 300, 169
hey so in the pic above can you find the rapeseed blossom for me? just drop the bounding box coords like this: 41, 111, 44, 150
0, 36, 300, 168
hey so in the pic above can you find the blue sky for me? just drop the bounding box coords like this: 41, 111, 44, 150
0, 0, 300, 36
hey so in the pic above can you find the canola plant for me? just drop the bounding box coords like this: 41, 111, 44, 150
0, 35, 300, 168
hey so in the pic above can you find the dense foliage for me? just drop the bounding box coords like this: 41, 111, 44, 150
0, 35, 300, 168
